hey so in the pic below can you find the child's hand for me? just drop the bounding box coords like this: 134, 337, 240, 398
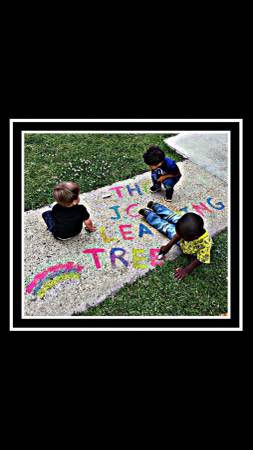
84, 219, 96, 232
85, 226, 96, 232
159, 245, 169, 255
174, 267, 189, 281
157, 175, 167, 183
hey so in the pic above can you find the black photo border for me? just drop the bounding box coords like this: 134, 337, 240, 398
10, 119, 242, 331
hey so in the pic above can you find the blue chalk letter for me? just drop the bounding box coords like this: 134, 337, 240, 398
109, 205, 121, 220
207, 197, 225, 210
127, 183, 144, 196
139, 223, 154, 238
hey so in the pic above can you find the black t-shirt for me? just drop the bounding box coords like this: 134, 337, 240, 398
52, 204, 90, 238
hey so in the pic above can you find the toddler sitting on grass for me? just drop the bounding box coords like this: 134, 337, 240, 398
139, 201, 212, 280
42, 181, 96, 240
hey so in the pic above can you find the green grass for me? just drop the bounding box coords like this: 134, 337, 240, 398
75, 230, 228, 316
24, 133, 181, 210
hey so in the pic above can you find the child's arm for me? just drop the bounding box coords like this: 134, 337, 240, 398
174, 259, 202, 281
159, 233, 180, 255
84, 218, 96, 232
157, 172, 181, 182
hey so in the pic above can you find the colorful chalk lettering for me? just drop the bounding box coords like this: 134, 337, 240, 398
191, 202, 214, 217
26, 192, 226, 302
82, 248, 105, 269
109, 204, 140, 220
119, 224, 134, 240
100, 223, 154, 242
207, 197, 225, 210
139, 223, 154, 238
125, 203, 140, 218
132, 249, 148, 269
110, 248, 129, 268
81, 248, 165, 270
180, 198, 226, 217
99, 226, 117, 243
109, 205, 121, 220
150, 249, 164, 267
109, 183, 144, 199
140, 180, 151, 194
109, 186, 125, 198
126, 184, 144, 196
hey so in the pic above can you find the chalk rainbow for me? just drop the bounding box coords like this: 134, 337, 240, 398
26, 262, 84, 299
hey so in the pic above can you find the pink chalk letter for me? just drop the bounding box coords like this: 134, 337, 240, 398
126, 203, 140, 218
119, 224, 134, 240
192, 202, 214, 217
109, 186, 125, 199
82, 248, 105, 269
150, 248, 164, 267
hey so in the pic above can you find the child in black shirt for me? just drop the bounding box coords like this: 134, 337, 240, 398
42, 181, 96, 240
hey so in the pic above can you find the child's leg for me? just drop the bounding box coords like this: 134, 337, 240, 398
42, 210, 56, 233
163, 176, 181, 190
144, 210, 178, 240
163, 176, 181, 200
151, 168, 163, 189
151, 202, 183, 224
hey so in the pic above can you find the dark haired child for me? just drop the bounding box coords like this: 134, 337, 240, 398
42, 181, 96, 240
139, 202, 212, 280
143, 146, 181, 202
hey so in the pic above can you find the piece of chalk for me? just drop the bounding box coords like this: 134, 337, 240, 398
102, 194, 112, 198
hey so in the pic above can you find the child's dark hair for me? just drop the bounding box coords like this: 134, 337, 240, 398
53, 181, 80, 206
176, 213, 204, 240
143, 146, 165, 165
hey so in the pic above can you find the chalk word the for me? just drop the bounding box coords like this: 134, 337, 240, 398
109, 184, 144, 198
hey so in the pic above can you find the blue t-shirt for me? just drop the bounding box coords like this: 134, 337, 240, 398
160, 157, 180, 176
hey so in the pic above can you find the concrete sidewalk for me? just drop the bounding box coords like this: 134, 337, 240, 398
165, 132, 228, 182
24, 159, 228, 317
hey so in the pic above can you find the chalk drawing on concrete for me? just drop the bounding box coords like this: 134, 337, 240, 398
26, 262, 84, 299
25, 189, 226, 301
24, 160, 228, 315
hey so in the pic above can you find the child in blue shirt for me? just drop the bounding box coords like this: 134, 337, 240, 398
143, 146, 181, 201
